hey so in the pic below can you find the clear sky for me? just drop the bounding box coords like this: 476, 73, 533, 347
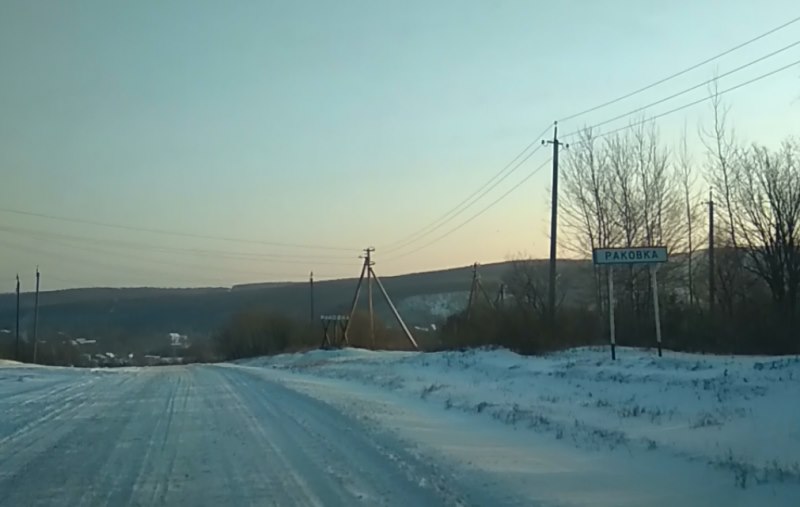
1, 1, 799, 290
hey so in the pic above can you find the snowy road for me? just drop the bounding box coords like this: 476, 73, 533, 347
4, 348, 800, 507
0, 365, 502, 507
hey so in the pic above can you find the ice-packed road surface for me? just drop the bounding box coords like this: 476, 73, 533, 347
0, 364, 501, 507
4, 348, 800, 506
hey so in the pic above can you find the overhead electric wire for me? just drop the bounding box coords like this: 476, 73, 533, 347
0, 238, 237, 285
563, 40, 800, 138
386, 157, 552, 261
7, 15, 799, 274
379, 16, 800, 257
558, 14, 800, 123
381, 142, 547, 254
0, 207, 358, 252
0, 237, 269, 280
380, 124, 552, 252
25, 236, 343, 276
0, 225, 356, 264
0, 238, 353, 286
586, 57, 800, 141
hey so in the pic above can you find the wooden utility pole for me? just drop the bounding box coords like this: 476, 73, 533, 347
370, 270, 418, 350
365, 248, 375, 347
466, 263, 478, 318
33, 267, 40, 363
495, 283, 506, 307
466, 262, 494, 318
15, 274, 20, 361
708, 191, 716, 315
343, 255, 368, 346
309, 271, 315, 324
344, 248, 418, 350
543, 122, 567, 325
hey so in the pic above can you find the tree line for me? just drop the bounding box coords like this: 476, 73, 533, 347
554, 89, 799, 354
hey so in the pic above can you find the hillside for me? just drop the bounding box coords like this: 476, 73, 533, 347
0, 262, 496, 336
0, 260, 597, 346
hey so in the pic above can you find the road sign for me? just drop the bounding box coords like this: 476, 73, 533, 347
320, 315, 348, 321
592, 246, 668, 359
593, 246, 668, 265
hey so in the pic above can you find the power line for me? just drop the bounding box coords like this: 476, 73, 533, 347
558, 14, 800, 122
386, 157, 552, 260
0, 225, 355, 264
382, 143, 547, 254
21, 236, 339, 276
0, 237, 354, 285
0, 207, 358, 252
0, 239, 238, 286
588, 57, 800, 141
563, 39, 800, 138
380, 124, 552, 252
377, 23, 799, 257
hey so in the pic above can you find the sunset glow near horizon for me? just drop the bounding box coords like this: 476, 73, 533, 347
2, 1, 799, 289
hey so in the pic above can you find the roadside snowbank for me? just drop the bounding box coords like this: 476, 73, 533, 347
241, 346, 800, 491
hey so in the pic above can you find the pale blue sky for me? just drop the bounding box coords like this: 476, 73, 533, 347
1, 1, 798, 289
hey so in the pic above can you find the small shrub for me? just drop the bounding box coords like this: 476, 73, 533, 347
214, 310, 316, 360
435, 304, 599, 356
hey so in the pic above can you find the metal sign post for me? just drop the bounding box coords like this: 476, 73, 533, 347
650, 265, 662, 357
608, 265, 616, 360
593, 246, 668, 360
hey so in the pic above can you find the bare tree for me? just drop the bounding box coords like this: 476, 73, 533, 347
503, 259, 550, 318
560, 129, 616, 254
634, 121, 683, 249
677, 124, 701, 305
700, 80, 747, 317
562, 121, 684, 340
607, 131, 642, 248
735, 140, 800, 329
561, 129, 618, 317
701, 79, 740, 248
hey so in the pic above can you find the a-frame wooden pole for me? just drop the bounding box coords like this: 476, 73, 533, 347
343, 257, 368, 344
370, 267, 419, 350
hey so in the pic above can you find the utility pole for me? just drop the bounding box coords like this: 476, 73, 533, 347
496, 283, 506, 307
364, 248, 375, 348
15, 274, 20, 361
467, 262, 494, 319
467, 263, 478, 319
708, 191, 716, 316
344, 248, 418, 350
543, 122, 567, 325
309, 271, 315, 324
33, 267, 40, 364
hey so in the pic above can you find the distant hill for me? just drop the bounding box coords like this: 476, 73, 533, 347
0, 259, 595, 345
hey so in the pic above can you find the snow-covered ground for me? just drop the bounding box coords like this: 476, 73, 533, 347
239, 346, 800, 506
2, 347, 798, 506
0, 362, 520, 506
397, 290, 469, 321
